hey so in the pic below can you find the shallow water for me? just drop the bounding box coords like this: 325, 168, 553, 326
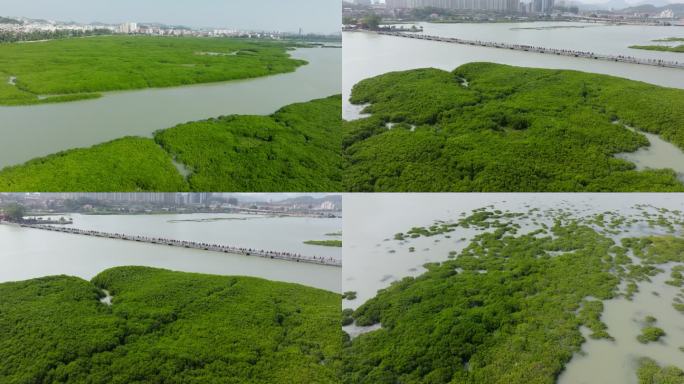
0, 47, 341, 168
67, 213, 342, 261
559, 264, 684, 384
616, 130, 684, 182
0, 213, 341, 292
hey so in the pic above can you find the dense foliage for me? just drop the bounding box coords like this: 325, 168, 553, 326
344, 63, 684, 192
344, 220, 619, 383
0, 96, 342, 191
0, 36, 305, 105
0, 137, 188, 191
156, 95, 343, 191
343, 206, 684, 383
638, 358, 684, 384
0, 267, 341, 383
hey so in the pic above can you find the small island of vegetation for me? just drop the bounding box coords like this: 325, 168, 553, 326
0, 95, 342, 191
638, 325, 666, 344
344, 63, 684, 192
631, 37, 684, 53
0, 266, 341, 383
304, 240, 343, 247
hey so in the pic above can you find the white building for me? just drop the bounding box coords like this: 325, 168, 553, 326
118, 22, 138, 34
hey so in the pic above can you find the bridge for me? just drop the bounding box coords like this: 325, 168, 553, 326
377, 31, 684, 70
19, 223, 342, 267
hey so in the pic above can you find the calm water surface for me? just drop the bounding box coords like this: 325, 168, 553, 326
1, 213, 341, 292
344, 193, 684, 382
67, 213, 342, 260
0, 47, 341, 168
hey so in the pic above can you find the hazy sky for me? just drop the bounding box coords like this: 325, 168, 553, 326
374, 0, 680, 4
0, 0, 341, 34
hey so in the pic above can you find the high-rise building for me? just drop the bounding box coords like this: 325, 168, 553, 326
118, 22, 138, 34
386, 0, 520, 13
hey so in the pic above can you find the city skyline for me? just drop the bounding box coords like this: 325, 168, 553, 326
0, 0, 341, 34
371, 0, 681, 4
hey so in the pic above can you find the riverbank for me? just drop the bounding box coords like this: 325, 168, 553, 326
0, 95, 342, 191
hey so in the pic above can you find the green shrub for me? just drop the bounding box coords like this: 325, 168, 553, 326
0, 266, 341, 383
344, 63, 684, 192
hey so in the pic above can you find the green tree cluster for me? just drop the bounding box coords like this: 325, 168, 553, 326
344, 63, 684, 192
638, 358, 684, 384
0, 267, 341, 383
0, 96, 342, 191
0, 36, 306, 105
343, 217, 620, 383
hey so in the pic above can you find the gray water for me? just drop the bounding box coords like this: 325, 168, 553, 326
616, 129, 684, 182
559, 264, 684, 384
344, 193, 684, 381
0, 47, 341, 169
0, 213, 341, 292
422, 22, 684, 62
67, 213, 342, 260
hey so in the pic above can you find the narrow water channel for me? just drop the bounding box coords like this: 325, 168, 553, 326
0, 47, 341, 168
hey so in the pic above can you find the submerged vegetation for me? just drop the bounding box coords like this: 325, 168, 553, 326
0, 266, 341, 383
638, 358, 684, 384
0, 95, 342, 191
343, 203, 684, 383
0, 36, 306, 106
638, 326, 666, 344
304, 240, 343, 247
344, 63, 684, 192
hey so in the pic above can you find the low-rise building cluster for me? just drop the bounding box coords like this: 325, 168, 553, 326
0, 17, 285, 39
